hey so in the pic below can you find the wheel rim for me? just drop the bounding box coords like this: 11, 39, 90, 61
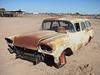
54, 52, 66, 68
87, 38, 90, 44
61, 52, 64, 64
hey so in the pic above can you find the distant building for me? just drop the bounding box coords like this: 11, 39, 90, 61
33, 13, 38, 14
0, 10, 23, 17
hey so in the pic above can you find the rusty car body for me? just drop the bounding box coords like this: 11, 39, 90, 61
5, 18, 94, 68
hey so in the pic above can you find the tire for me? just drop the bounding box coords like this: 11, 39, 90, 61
54, 52, 66, 68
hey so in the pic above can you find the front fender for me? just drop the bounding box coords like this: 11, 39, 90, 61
38, 34, 71, 58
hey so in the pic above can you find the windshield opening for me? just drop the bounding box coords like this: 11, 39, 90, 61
42, 20, 75, 32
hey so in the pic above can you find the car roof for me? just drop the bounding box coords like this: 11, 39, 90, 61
43, 18, 89, 22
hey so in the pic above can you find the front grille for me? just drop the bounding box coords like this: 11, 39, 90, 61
15, 46, 44, 63
15, 46, 36, 54
15, 46, 36, 57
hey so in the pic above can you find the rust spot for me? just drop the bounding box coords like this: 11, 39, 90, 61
59, 40, 65, 46
72, 43, 76, 52
44, 18, 89, 22
90, 27, 94, 30
57, 27, 66, 33
92, 34, 94, 38
77, 43, 82, 50
85, 29, 89, 32
84, 29, 89, 35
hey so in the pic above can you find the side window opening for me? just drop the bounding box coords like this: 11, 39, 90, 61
75, 23, 80, 31
85, 21, 91, 28
81, 22, 86, 30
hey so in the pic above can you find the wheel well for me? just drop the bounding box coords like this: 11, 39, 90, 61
89, 36, 91, 42
64, 48, 73, 56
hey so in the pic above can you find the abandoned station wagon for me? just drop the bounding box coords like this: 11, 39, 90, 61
5, 18, 94, 68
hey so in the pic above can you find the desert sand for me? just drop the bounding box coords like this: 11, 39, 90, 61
0, 15, 100, 75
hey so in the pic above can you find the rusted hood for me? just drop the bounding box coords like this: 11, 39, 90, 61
14, 30, 59, 50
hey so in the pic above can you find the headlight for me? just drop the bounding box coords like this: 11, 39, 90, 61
40, 44, 52, 53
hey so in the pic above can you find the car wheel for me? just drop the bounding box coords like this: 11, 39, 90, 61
54, 52, 66, 68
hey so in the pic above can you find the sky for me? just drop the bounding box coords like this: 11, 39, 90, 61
0, 0, 100, 14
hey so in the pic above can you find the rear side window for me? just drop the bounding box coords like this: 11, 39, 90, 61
81, 22, 86, 30
74, 23, 80, 31
85, 21, 91, 28
60, 21, 69, 30
60, 21, 75, 32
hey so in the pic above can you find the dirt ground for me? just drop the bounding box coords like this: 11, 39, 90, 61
0, 15, 100, 75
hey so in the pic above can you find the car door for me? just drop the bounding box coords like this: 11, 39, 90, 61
68, 22, 83, 52
85, 21, 94, 38
80, 22, 90, 45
